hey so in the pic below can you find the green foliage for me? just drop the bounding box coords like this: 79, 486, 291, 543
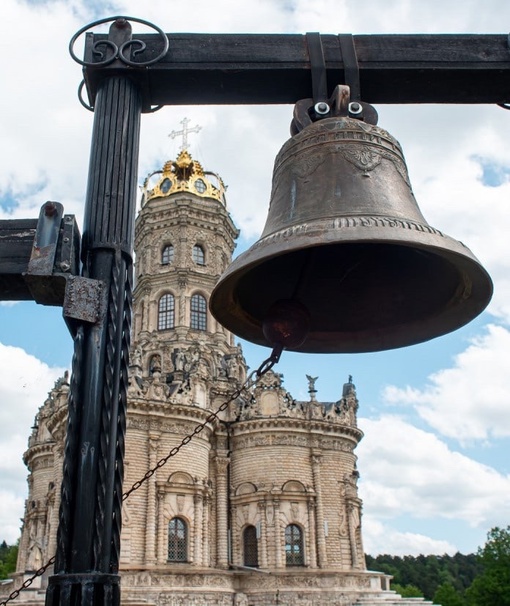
392, 582, 424, 597
366, 552, 481, 600
433, 582, 466, 606
465, 526, 510, 606
0, 541, 18, 580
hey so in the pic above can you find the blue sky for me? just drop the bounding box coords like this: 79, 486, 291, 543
1, 0, 510, 558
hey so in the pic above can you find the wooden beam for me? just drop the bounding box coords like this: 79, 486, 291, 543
84, 33, 510, 106
0, 219, 37, 300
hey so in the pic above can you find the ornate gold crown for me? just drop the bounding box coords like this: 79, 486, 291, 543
141, 150, 226, 206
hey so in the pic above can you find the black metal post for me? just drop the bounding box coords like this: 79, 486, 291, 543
45, 20, 142, 606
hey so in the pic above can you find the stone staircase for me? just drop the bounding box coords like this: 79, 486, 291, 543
353, 593, 437, 606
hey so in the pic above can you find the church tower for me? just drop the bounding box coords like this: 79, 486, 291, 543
122, 146, 247, 571
10, 133, 439, 606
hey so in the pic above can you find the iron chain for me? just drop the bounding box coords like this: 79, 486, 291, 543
121, 348, 280, 500
0, 557, 56, 606
1, 349, 280, 605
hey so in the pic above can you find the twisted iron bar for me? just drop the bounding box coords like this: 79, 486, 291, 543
93, 258, 119, 570
54, 325, 85, 573
112, 266, 132, 571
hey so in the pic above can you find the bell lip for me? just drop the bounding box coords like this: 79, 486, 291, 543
210, 226, 493, 354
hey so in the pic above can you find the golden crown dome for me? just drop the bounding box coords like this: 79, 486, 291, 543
141, 150, 226, 207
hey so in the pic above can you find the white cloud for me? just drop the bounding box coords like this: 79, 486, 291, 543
0, 343, 65, 543
383, 325, 510, 440
0, 491, 25, 547
363, 518, 457, 557
357, 416, 510, 536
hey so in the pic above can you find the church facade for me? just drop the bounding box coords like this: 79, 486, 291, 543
9, 147, 435, 605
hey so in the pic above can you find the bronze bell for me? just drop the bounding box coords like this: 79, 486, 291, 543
210, 96, 493, 354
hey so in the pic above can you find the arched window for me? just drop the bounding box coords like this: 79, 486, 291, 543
190, 294, 207, 331
243, 525, 259, 568
158, 294, 175, 330
168, 517, 188, 562
161, 244, 174, 265
285, 524, 304, 566
192, 244, 205, 265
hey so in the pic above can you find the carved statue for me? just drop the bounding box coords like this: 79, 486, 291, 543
306, 374, 318, 392
226, 355, 239, 379
173, 348, 186, 372
131, 346, 142, 368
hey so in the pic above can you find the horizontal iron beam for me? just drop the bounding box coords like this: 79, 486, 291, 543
83, 33, 510, 108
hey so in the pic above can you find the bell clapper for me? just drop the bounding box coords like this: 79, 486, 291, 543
260, 247, 315, 351
262, 298, 311, 351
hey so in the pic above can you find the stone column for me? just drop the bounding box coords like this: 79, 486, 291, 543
347, 498, 364, 569
258, 502, 268, 568
215, 456, 229, 568
179, 292, 187, 327
194, 493, 203, 565
141, 288, 151, 332
145, 433, 160, 564
231, 504, 239, 565
274, 499, 283, 569
311, 451, 328, 567
202, 495, 210, 567
156, 490, 166, 563
307, 499, 318, 568
149, 298, 157, 332
47, 443, 64, 560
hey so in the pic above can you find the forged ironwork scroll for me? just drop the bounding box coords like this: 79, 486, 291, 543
77, 80, 93, 112
69, 16, 169, 67
78, 79, 163, 113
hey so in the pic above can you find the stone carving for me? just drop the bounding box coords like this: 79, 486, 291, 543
147, 371, 170, 401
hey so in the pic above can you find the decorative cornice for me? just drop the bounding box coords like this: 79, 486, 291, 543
232, 417, 363, 442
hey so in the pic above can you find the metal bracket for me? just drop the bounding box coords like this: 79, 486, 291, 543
294, 33, 377, 133
24, 202, 81, 306
0, 201, 103, 335
27, 202, 63, 275
306, 32, 329, 117
63, 275, 104, 326
290, 84, 378, 135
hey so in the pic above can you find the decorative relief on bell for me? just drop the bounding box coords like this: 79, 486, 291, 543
342, 147, 382, 173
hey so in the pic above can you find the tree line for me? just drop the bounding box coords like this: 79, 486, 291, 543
366, 526, 510, 605
0, 541, 18, 580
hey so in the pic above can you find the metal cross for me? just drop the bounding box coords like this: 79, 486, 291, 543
169, 117, 201, 151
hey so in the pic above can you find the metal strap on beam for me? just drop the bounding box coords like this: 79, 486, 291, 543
338, 34, 360, 101
81, 33, 510, 107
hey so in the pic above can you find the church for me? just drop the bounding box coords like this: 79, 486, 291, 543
10, 133, 436, 605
